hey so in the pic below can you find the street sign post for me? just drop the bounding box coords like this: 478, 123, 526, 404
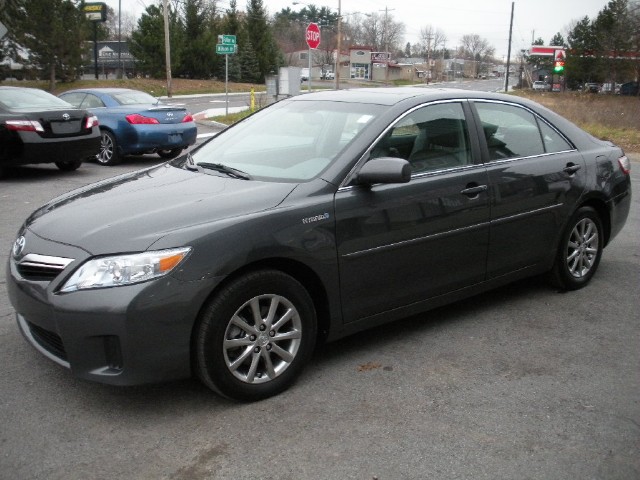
216, 34, 238, 116
305, 23, 321, 49
305, 23, 321, 92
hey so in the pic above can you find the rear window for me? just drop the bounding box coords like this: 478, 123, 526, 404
112, 91, 159, 105
0, 88, 73, 111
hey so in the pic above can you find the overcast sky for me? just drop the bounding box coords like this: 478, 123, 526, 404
104, 0, 611, 59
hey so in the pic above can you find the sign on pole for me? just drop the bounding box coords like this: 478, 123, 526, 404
216, 44, 237, 55
218, 35, 236, 45
305, 23, 321, 49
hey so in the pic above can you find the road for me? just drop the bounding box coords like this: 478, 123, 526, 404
0, 110, 638, 479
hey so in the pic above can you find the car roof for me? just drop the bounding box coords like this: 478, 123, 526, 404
61, 88, 141, 94
289, 87, 522, 107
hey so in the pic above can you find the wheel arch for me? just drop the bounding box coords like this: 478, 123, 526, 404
578, 196, 611, 246
189, 257, 333, 362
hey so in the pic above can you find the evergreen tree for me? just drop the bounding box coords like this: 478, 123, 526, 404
3, 0, 87, 90
130, 3, 184, 79
245, 0, 278, 82
178, 0, 216, 78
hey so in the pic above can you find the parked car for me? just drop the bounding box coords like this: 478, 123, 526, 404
0, 86, 99, 176
584, 82, 600, 93
300, 68, 309, 82
7, 88, 631, 401
58, 88, 197, 166
322, 70, 335, 80
618, 81, 639, 96
532, 81, 550, 91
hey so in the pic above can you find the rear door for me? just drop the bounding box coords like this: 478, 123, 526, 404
335, 101, 491, 323
470, 100, 586, 279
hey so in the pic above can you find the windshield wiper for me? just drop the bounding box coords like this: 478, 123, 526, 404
196, 162, 252, 180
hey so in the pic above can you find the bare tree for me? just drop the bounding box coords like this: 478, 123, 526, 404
418, 25, 447, 61
460, 34, 495, 76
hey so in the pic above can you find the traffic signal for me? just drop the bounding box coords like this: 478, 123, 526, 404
554, 61, 565, 73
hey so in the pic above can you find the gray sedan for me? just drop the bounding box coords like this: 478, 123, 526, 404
6, 88, 631, 401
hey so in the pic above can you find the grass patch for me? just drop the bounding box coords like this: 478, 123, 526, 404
0, 77, 264, 96
513, 91, 640, 152
210, 109, 255, 125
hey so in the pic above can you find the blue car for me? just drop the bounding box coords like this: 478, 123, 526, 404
59, 88, 197, 165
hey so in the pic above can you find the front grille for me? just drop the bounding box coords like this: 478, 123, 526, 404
27, 321, 67, 361
16, 254, 74, 282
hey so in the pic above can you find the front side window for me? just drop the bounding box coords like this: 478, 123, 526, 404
371, 102, 472, 173
475, 102, 545, 161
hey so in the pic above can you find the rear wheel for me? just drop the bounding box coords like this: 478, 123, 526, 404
97, 130, 121, 166
157, 148, 183, 159
550, 206, 603, 290
194, 270, 317, 401
55, 159, 82, 171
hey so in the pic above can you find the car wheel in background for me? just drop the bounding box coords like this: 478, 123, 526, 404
550, 206, 603, 291
194, 270, 317, 402
54, 159, 82, 171
97, 130, 121, 166
157, 148, 183, 159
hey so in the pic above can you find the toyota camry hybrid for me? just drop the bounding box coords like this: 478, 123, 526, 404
7, 88, 631, 401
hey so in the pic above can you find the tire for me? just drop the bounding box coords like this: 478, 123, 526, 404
550, 206, 603, 290
157, 148, 183, 159
195, 270, 317, 401
55, 159, 82, 171
97, 130, 121, 166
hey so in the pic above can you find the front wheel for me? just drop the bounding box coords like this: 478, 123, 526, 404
550, 206, 604, 290
194, 270, 317, 401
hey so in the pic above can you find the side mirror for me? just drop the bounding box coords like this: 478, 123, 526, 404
355, 157, 411, 185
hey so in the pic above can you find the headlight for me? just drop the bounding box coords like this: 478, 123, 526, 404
59, 247, 191, 292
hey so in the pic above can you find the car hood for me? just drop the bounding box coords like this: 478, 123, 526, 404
24, 163, 298, 255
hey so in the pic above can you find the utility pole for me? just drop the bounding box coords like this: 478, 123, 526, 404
380, 6, 395, 84
162, 0, 172, 97
335, 0, 341, 90
504, 2, 514, 92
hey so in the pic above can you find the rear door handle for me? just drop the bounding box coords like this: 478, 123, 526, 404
563, 163, 581, 175
460, 184, 488, 197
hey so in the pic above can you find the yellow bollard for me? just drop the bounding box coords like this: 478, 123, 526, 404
250, 88, 255, 112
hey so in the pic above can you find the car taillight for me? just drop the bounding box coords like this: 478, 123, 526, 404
5, 119, 45, 132
125, 114, 160, 124
618, 155, 631, 175
85, 115, 99, 129
182, 114, 194, 123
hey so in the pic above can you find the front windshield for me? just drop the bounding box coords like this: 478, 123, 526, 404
191, 99, 382, 181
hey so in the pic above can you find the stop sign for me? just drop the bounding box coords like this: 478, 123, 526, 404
306, 23, 321, 49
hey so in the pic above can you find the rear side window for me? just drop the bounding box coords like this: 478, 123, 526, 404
475, 102, 545, 161
538, 120, 572, 153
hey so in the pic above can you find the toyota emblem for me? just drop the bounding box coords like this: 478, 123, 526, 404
12, 236, 26, 257
62, 113, 70, 121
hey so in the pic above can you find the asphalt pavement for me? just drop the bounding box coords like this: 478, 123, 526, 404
0, 146, 638, 479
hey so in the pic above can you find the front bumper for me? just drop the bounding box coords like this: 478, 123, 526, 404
7, 234, 222, 386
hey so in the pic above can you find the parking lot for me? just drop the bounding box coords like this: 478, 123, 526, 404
0, 153, 638, 479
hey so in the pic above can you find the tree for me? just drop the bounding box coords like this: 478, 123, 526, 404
460, 34, 495, 76
130, 3, 184, 79
178, 0, 217, 78
594, 0, 633, 86
3, 0, 88, 90
417, 25, 447, 65
245, 0, 278, 82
